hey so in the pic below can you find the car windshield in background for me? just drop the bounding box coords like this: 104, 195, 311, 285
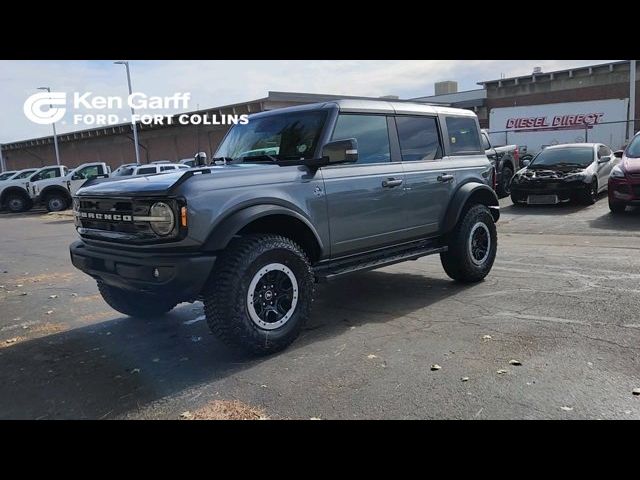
626, 135, 640, 158
530, 147, 594, 168
215, 111, 327, 162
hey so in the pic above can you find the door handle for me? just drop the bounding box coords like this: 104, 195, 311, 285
437, 174, 454, 183
382, 178, 403, 188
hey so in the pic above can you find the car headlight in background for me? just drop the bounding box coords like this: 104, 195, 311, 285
610, 165, 625, 179
149, 202, 175, 236
563, 172, 586, 181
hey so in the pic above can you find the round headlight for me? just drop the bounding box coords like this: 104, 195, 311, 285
149, 202, 175, 236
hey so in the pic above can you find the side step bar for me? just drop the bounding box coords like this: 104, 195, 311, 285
314, 241, 448, 283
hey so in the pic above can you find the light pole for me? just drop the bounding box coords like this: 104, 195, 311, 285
0, 145, 5, 173
630, 59, 637, 141
37, 86, 61, 166
114, 61, 141, 165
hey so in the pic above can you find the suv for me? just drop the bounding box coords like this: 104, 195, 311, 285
480, 129, 520, 197
69, 100, 499, 354
608, 132, 640, 213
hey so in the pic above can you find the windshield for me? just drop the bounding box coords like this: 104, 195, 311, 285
0, 172, 16, 180
626, 134, 640, 158
215, 110, 327, 162
530, 147, 594, 168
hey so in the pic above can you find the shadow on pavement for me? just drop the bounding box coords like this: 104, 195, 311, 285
589, 206, 640, 232
0, 269, 473, 419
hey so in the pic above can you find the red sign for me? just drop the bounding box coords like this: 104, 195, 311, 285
506, 113, 605, 131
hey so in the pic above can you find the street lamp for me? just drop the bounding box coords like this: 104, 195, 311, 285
114, 61, 141, 165
630, 60, 637, 141
37, 87, 61, 166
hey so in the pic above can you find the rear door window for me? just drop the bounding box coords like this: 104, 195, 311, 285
160, 166, 176, 171
136, 167, 157, 175
445, 116, 482, 155
331, 114, 391, 164
395, 116, 442, 161
31, 168, 60, 181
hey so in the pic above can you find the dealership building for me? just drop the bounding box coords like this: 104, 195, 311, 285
1, 60, 638, 171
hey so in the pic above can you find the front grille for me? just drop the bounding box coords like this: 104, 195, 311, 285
75, 197, 155, 236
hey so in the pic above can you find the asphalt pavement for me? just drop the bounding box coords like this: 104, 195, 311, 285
1, 196, 639, 419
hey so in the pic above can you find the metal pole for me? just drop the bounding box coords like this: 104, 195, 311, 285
115, 61, 141, 165
0, 145, 5, 173
37, 86, 61, 165
630, 60, 637, 141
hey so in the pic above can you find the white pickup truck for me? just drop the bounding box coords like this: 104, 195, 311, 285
0, 166, 67, 212
32, 162, 111, 212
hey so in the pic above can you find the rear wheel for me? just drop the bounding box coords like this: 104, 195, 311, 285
203, 234, 314, 355
6, 193, 31, 213
97, 281, 177, 318
609, 198, 627, 214
441, 204, 497, 283
45, 193, 69, 212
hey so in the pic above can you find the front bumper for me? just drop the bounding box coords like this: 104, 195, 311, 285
510, 180, 590, 203
608, 176, 640, 205
70, 240, 216, 301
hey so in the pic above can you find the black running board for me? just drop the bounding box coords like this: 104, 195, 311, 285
314, 242, 447, 283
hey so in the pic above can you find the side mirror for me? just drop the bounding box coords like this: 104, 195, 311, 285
522, 159, 531, 167
317, 138, 358, 166
613, 150, 624, 158
598, 155, 611, 164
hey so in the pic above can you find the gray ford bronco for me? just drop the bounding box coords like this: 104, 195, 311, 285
70, 99, 499, 354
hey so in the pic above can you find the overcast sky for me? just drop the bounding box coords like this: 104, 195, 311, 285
0, 60, 616, 144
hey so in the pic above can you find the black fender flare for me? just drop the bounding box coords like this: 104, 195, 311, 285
202, 203, 325, 253
441, 182, 500, 234
40, 185, 71, 201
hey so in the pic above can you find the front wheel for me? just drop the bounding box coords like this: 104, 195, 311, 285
609, 198, 627, 214
497, 166, 513, 197
6, 194, 31, 213
441, 204, 497, 283
203, 234, 314, 355
45, 193, 69, 212
582, 179, 598, 205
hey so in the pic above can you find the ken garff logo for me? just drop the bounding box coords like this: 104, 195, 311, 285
23, 91, 67, 124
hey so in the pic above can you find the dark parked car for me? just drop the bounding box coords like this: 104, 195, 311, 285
608, 132, 640, 213
510, 143, 618, 206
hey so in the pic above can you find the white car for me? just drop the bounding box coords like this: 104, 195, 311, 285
33, 162, 111, 212
0, 166, 67, 212
113, 163, 189, 177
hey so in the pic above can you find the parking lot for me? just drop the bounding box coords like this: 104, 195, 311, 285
1, 196, 639, 419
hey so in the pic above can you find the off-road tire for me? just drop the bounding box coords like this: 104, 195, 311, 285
440, 204, 497, 283
609, 198, 626, 214
45, 193, 69, 212
6, 193, 31, 213
203, 234, 314, 355
497, 165, 513, 198
97, 281, 177, 318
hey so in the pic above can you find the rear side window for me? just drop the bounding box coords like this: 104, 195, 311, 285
332, 114, 391, 164
136, 167, 156, 175
446, 117, 482, 155
160, 166, 176, 171
395, 116, 442, 161
31, 168, 60, 181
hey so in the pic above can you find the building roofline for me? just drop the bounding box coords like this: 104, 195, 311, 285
477, 60, 629, 86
